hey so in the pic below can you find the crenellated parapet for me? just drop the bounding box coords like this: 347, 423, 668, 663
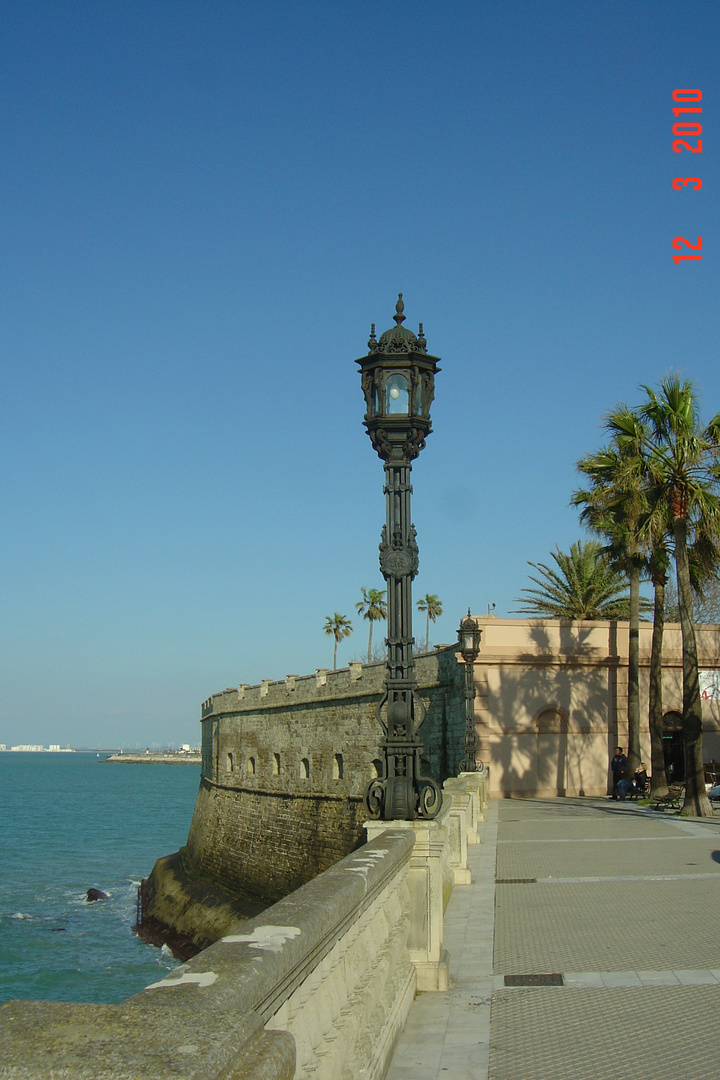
202, 657, 390, 718
198, 650, 466, 800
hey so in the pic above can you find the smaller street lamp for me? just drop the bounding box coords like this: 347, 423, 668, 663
458, 610, 482, 773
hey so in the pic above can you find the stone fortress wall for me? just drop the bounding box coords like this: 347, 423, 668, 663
189, 649, 467, 905
141, 648, 467, 953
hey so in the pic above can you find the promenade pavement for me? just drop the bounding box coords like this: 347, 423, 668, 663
385, 795, 720, 1080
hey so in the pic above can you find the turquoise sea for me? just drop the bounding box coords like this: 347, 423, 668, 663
0, 752, 199, 1005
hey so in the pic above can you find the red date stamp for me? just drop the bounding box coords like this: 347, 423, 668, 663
672, 88, 702, 264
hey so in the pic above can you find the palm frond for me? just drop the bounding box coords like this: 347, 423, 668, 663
512, 540, 636, 619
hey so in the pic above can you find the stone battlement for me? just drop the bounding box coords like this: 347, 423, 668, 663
201, 650, 455, 717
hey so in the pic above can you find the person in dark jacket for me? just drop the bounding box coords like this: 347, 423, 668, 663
610, 746, 628, 799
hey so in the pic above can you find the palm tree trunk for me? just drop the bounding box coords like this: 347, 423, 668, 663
627, 565, 641, 778
367, 621, 373, 664
675, 516, 712, 816
649, 574, 669, 799
426, 610, 430, 651
333, 638, 338, 670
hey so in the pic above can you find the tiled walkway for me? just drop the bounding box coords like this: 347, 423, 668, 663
385, 796, 720, 1080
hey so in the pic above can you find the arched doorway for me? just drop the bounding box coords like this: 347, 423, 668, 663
662, 711, 684, 782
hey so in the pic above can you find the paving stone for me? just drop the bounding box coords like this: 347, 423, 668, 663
489, 986, 720, 1080
494, 876, 720, 972
673, 969, 719, 984
635, 969, 680, 985
497, 816, 674, 843
496, 836, 720, 881
387, 796, 720, 1080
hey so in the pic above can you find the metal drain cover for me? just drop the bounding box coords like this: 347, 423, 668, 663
504, 973, 564, 987
496, 878, 537, 884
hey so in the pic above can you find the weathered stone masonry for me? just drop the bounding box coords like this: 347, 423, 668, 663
190, 650, 467, 898
141, 648, 467, 952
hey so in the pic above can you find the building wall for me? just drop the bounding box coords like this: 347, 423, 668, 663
472, 618, 720, 797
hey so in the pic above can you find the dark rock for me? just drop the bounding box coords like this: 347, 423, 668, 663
86, 888, 109, 903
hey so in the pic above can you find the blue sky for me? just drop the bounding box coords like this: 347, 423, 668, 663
1, 0, 718, 747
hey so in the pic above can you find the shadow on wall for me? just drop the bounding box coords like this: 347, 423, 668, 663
432, 646, 467, 782
488, 622, 618, 798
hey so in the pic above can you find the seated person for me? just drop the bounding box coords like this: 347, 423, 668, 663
633, 763, 648, 795
616, 777, 634, 800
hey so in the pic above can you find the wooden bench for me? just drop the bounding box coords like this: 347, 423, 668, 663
628, 777, 650, 800
652, 782, 685, 810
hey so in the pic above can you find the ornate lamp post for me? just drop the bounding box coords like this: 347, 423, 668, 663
357, 294, 442, 820
458, 611, 482, 772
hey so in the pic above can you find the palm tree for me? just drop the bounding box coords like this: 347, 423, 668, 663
662, 559, 720, 624
323, 613, 353, 670
611, 376, 720, 816
512, 540, 636, 619
416, 594, 443, 650
573, 423, 654, 781
647, 541, 671, 799
355, 587, 387, 663
651, 530, 720, 801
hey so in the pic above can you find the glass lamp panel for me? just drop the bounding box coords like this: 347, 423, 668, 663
463, 633, 475, 651
385, 373, 409, 414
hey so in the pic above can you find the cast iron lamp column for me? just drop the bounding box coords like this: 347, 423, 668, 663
457, 611, 482, 772
357, 295, 442, 820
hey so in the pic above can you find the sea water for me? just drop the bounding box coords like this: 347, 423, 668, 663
0, 752, 199, 1004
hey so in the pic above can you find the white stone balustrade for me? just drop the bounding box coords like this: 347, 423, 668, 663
0, 769, 487, 1080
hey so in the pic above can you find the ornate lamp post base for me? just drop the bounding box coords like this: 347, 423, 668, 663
363, 691, 442, 820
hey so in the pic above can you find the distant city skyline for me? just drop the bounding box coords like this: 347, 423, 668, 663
0, 742, 200, 752
2, 1, 718, 747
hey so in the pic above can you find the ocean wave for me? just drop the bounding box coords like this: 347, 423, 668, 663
0, 752, 198, 1004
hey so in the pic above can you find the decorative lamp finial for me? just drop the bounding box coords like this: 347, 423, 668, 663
368, 323, 377, 351
393, 293, 405, 326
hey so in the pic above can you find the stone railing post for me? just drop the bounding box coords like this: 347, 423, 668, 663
455, 766, 487, 842
441, 779, 471, 883
365, 802, 452, 991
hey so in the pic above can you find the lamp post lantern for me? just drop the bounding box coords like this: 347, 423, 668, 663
357, 294, 442, 820
457, 610, 482, 772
